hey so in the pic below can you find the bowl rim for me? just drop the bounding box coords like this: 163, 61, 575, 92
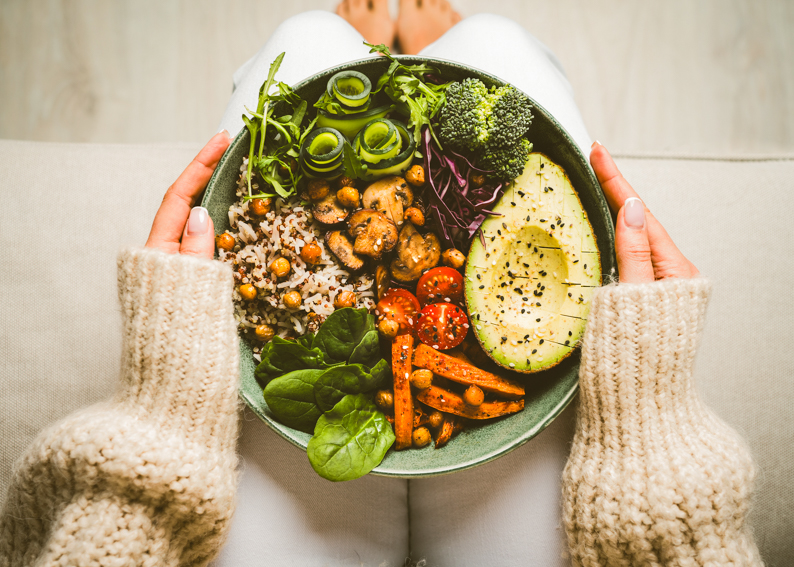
203, 54, 615, 478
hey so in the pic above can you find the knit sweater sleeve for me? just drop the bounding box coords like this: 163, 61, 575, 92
561, 278, 762, 567
0, 248, 240, 567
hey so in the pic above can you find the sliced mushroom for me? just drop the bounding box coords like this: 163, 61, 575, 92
313, 193, 349, 225
390, 223, 441, 282
362, 176, 414, 227
347, 209, 398, 260
325, 230, 364, 271
375, 264, 390, 301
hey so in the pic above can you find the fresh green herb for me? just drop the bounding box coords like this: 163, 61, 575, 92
263, 369, 325, 433
241, 53, 317, 200
342, 139, 368, 179
307, 394, 396, 482
366, 42, 450, 147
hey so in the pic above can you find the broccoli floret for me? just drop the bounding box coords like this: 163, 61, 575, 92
479, 138, 534, 182
439, 78, 534, 181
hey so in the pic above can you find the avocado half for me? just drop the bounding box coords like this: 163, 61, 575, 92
464, 153, 601, 373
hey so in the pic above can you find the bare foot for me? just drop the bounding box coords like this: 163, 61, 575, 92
397, 0, 461, 54
337, 0, 396, 51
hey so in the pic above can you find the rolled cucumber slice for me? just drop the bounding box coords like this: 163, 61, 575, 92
316, 105, 392, 140
358, 119, 401, 164
300, 127, 345, 178
327, 70, 371, 109
354, 119, 416, 180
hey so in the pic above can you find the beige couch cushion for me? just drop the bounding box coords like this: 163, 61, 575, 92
0, 140, 791, 564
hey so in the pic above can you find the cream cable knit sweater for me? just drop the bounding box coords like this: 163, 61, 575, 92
562, 278, 762, 566
0, 251, 761, 566
0, 248, 240, 567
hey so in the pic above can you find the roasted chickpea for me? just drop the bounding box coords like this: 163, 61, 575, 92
375, 390, 394, 412
307, 178, 330, 201
404, 206, 425, 226
249, 197, 272, 217
254, 324, 275, 342
269, 257, 291, 278
216, 232, 235, 251
412, 426, 432, 448
334, 290, 357, 309
300, 241, 323, 265
471, 173, 486, 188
464, 385, 484, 407
337, 175, 356, 189
427, 411, 444, 429
282, 290, 302, 309
277, 156, 298, 177
405, 165, 426, 186
239, 284, 257, 301
410, 369, 433, 390
337, 186, 360, 208
441, 248, 466, 269
378, 318, 399, 339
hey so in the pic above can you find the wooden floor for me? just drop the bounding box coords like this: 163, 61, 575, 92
1, 0, 793, 154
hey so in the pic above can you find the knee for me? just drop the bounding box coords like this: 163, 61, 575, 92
270, 10, 349, 40
454, 13, 529, 44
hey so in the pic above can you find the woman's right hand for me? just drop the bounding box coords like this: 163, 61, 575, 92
590, 142, 699, 283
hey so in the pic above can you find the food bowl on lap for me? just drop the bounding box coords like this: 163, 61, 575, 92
202, 55, 616, 478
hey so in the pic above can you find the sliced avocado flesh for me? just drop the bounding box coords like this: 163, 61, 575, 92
464, 152, 601, 373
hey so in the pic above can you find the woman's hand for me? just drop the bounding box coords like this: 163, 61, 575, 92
590, 142, 699, 283
145, 131, 231, 259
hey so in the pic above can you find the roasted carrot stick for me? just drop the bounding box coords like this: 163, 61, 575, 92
392, 334, 414, 450
413, 344, 525, 399
434, 416, 455, 449
417, 385, 524, 419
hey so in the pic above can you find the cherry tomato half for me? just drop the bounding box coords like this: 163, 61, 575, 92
375, 288, 420, 336
415, 267, 465, 307
415, 303, 469, 350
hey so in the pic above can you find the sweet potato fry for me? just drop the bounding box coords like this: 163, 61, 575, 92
434, 416, 455, 449
413, 344, 525, 399
392, 334, 414, 450
417, 385, 524, 419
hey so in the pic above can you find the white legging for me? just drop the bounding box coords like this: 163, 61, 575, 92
215, 11, 587, 567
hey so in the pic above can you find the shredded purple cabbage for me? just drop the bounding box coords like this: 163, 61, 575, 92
421, 127, 505, 250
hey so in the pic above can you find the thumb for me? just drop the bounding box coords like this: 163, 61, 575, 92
180, 206, 216, 260
616, 198, 655, 283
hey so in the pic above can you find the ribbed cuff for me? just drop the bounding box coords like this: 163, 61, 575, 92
578, 278, 712, 417
116, 248, 239, 451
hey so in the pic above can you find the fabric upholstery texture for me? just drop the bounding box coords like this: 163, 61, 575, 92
0, 139, 792, 564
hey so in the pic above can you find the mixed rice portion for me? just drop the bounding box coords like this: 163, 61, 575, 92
218, 160, 375, 360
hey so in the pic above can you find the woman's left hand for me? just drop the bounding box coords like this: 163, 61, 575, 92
590, 142, 699, 283
145, 131, 231, 259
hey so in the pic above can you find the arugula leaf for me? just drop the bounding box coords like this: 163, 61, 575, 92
313, 308, 376, 364
307, 394, 395, 481
342, 140, 368, 179
263, 369, 325, 433
314, 363, 388, 413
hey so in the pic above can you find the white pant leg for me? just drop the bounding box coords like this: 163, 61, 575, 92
409, 404, 576, 566
218, 11, 373, 136
419, 13, 592, 158
211, 411, 409, 567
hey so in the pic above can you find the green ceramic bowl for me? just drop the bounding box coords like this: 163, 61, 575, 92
202, 56, 616, 478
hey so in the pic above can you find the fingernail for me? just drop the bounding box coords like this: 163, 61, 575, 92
623, 197, 645, 229
217, 128, 230, 139
591, 140, 601, 148
188, 206, 210, 235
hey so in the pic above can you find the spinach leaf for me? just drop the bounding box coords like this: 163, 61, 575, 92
314, 363, 388, 413
263, 369, 325, 433
369, 358, 391, 385
348, 329, 380, 367
255, 336, 327, 383
307, 394, 395, 481
313, 308, 376, 364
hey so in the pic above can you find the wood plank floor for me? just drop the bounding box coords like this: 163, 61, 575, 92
1, 0, 793, 153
